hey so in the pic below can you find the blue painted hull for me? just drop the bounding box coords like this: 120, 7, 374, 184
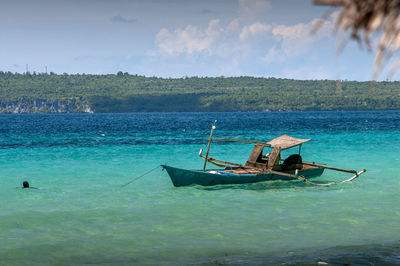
162, 165, 324, 187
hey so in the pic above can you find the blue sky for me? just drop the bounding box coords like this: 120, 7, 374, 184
0, 0, 390, 80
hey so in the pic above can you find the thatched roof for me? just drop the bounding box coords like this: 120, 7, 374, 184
267, 135, 311, 150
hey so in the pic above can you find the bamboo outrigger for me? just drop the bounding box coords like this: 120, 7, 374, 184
162, 123, 366, 187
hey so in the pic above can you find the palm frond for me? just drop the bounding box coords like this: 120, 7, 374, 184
315, 0, 400, 78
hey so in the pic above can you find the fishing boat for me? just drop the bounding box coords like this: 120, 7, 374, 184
162, 123, 366, 187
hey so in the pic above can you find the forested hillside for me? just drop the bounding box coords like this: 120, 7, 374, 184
0, 71, 399, 112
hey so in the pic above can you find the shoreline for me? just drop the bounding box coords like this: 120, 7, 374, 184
0, 109, 400, 115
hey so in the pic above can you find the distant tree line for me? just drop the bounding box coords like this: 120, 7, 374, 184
0, 71, 399, 112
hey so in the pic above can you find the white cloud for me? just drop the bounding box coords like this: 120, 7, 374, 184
154, 0, 274, 57
152, 0, 337, 78
272, 18, 331, 40
154, 4, 335, 61
266, 16, 334, 61
239, 22, 271, 40
156, 19, 221, 55
156, 17, 271, 57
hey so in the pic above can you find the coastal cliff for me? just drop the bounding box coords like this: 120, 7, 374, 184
0, 98, 93, 113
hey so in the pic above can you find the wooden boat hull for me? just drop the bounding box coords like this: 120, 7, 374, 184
162, 165, 324, 187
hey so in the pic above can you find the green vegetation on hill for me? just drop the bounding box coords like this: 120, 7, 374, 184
0, 71, 400, 112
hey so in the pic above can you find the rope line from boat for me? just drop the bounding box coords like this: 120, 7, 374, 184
294, 169, 366, 186
120, 165, 161, 188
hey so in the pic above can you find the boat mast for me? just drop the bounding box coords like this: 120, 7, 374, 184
203, 120, 217, 172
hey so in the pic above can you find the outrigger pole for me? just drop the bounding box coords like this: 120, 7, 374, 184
203, 120, 217, 172
301, 162, 359, 174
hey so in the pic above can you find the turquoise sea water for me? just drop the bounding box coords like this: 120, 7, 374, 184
0, 111, 399, 265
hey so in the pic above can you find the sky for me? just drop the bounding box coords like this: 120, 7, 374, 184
0, 0, 394, 80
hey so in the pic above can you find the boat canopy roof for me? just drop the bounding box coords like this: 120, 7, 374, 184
267, 134, 311, 150
212, 134, 311, 150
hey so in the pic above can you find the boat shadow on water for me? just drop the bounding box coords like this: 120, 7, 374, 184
192, 179, 342, 191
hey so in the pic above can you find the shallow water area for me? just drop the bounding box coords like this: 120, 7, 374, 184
0, 111, 399, 265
